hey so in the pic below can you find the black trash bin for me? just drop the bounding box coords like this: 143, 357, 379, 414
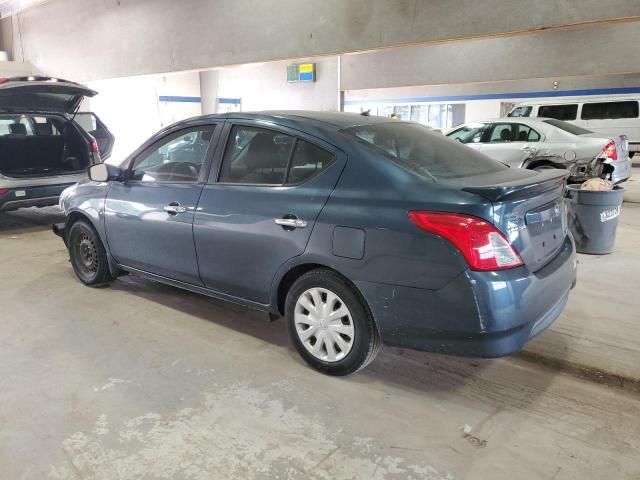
565, 185, 624, 254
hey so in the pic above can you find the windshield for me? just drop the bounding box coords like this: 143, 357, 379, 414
542, 118, 593, 135
342, 122, 507, 180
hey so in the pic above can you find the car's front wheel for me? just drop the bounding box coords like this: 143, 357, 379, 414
285, 269, 381, 376
68, 219, 115, 287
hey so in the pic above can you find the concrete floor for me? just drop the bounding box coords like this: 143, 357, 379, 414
1, 195, 640, 479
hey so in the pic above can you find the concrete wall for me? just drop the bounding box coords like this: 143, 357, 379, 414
340, 21, 640, 91
87, 72, 202, 165
200, 57, 339, 114
3, 0, 640, 81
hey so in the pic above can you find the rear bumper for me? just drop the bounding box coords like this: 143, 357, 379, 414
356, 234, 577, 358
0, 183, 71, 211
609, 157, 632, 184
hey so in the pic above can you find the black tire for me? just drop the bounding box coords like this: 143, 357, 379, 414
285, 269, 381, 376
67, 219, 115, 286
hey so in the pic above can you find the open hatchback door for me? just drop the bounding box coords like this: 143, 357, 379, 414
0, 76, 114, 161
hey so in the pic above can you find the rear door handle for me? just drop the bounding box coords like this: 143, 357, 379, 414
274, 218, 307, 229
521, 145, 537, 152
164, 203, 187, 215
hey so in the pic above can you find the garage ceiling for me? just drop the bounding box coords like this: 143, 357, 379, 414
0, 0, 51, 18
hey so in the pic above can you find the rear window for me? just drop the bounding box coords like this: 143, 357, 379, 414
342, 122, 506, 180
542, 118, 592, 135
581, 101, 639, 120
538, 104, 578, 121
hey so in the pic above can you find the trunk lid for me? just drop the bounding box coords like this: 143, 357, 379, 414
0, 76, 97, 114
457, 169, 569, 272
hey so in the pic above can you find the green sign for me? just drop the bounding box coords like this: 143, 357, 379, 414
287, 63, 316, 82
287, 65, 299, 83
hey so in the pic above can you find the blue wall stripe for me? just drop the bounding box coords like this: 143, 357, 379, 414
159, 95, 202, 103
344, 86, 640, 106
218, 97, 241, 105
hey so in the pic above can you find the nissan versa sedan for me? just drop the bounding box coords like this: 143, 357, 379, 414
0, 76, 114, 211
446, 117, 631, 184
54, 111, 577, 376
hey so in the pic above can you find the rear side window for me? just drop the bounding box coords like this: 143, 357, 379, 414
538, 104, 578, 121
581, 101, 639, 120
343, 122, 506, 180
286, 140, 334, 184
219, 126, 294, 184
542, 119, 592, 135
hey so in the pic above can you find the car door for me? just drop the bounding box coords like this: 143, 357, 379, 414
74, 112, 115, 160
193, 121, 346, 304
104, 124, 219, 284
479, 122, 541, 167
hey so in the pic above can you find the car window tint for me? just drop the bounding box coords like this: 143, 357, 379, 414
512, 124, 541, 142
581, 101, 639, 120
286, 140, 335, 184
131, 126, 214, 183
488, 123, 514, 143
343, 122, 506, 180
542, 119, 593, 135
219, 126, 294, 184
446, 123, 486, 144
538, 104, 578, 121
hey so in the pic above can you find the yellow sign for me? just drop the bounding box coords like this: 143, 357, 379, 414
299, 64, 314, 73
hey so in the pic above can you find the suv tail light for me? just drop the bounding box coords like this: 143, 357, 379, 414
89, 137, 99, 154
408, 211, 524, 271
602, 140, 618, 161
0, 188, 9, 197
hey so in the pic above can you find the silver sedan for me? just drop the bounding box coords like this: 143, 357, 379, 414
446, 118, 632, 184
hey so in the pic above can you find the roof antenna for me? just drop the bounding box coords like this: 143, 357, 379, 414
360, 109, 371, 116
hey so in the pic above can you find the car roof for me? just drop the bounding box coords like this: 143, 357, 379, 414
513, 96, 639, 106
457, 117, 553, 128
194, 110, 394, 130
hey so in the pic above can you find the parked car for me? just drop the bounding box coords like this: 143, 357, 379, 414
0, 76, 114, 212
508, 97, 640, 158
54, 112, 577, 376
446, 117, 632, 184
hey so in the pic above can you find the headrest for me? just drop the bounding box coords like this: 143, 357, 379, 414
9, 123, 27, 135
34, 123, 53, 136
499, 128, 512, 141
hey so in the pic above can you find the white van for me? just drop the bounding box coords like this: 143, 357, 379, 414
508, 97, 640, 157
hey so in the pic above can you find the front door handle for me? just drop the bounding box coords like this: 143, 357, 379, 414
275, 218, 307, 229
164, 203, 187, 215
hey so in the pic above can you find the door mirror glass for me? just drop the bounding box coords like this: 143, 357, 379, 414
88, 163, 122, 182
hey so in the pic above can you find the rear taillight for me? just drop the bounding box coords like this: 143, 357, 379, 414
602, 140, 617, 161
89, 137, 99, 154
0, 188, 9, 197
0, 77, 7, 85
408, 211, 524, 271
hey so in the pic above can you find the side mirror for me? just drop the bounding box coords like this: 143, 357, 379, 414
88, 163, 123, 182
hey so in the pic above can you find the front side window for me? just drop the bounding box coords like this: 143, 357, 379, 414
538, 104, 578, 121
130, 126, 214, 183
344, 122, 506, 180
446, 123, 487, 144
581, 101, 639, 120
219, 126, 295, 184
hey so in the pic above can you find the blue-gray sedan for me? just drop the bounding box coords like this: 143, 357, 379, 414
55, 111, 577, 376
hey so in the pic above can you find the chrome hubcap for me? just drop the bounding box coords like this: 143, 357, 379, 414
294, 287, 355, 362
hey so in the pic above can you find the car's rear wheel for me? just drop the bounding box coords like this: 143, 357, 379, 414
285, 269, 381, 376
68, 219, 115, 286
